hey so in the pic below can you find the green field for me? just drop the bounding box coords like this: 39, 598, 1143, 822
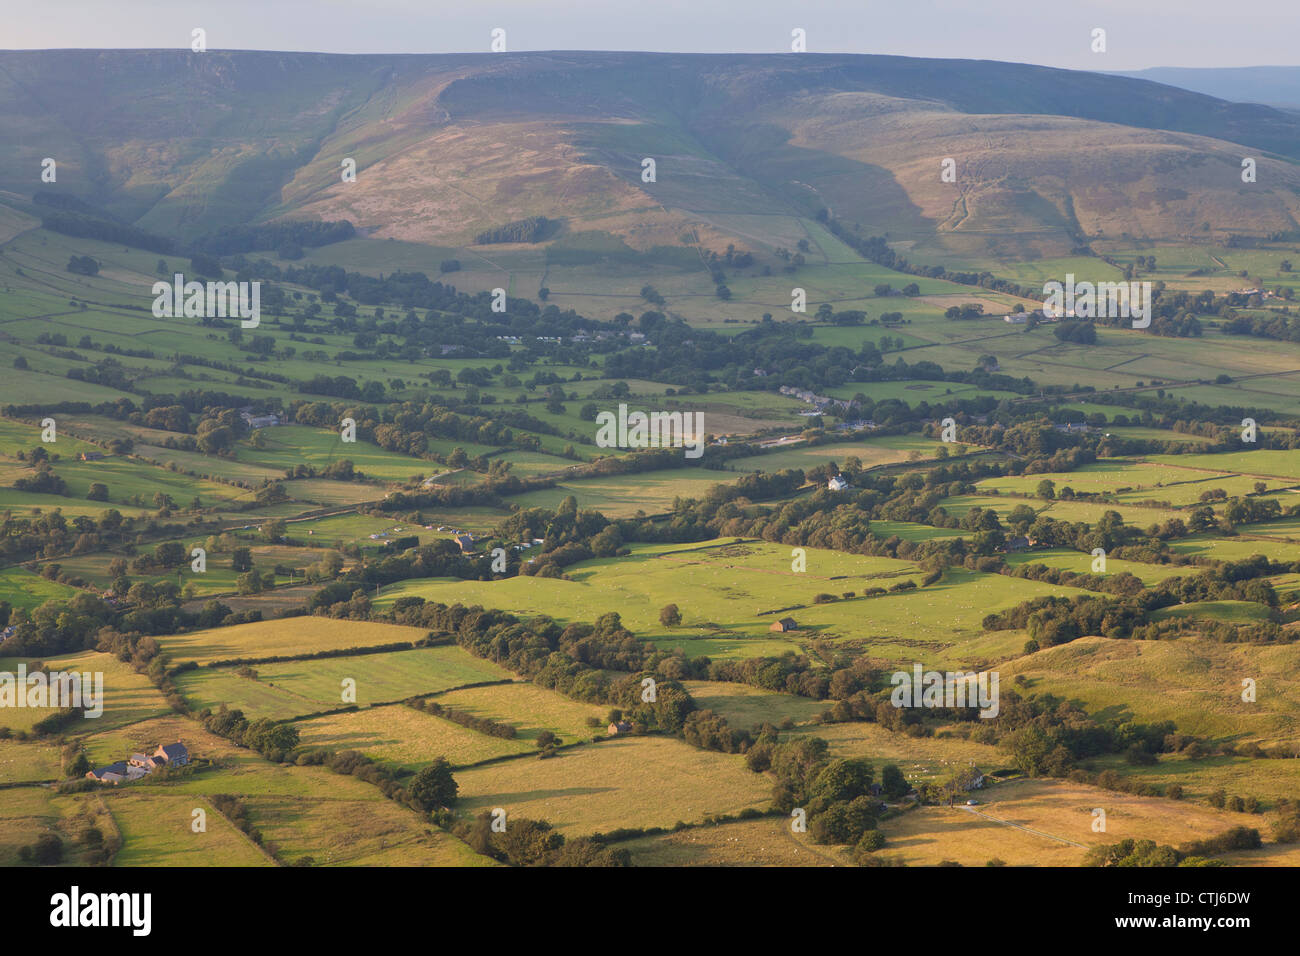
176, 645, 513, 719
157, 618, 432, 666
452, 736, 771, 835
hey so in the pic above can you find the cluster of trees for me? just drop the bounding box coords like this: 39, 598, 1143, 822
406, 698, 518, 739
747, 736, 892, 852
1086, 828, 1260, 867
65, 254, 99, 276
189, 220, 355, 256
12, 462, 67, 495
200, 704, 301, 761
985, 562, 1283, 651
454, 812, 629, 866
1052, 319, 1096, 344
473, 216, 554, 244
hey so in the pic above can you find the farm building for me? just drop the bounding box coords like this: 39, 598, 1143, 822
828, 475, 849, 491
239, 411, 281, 429
155, 742, 190, 766
455, 534, 475, 553
607, 721, 633, 735
770, 617, 798, 632
86, 762, 129, 784
78, 451, 104, 461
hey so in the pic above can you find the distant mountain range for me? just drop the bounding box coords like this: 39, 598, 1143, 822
1113, 67, 1300, 110
4, 50, 1300, 265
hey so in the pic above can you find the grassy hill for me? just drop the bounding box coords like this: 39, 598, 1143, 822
5, 50, 1300, 265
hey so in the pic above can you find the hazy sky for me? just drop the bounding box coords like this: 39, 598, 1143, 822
5, 0, 1296, 70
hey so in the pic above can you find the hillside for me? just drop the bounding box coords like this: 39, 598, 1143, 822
4, 50, 1300, 265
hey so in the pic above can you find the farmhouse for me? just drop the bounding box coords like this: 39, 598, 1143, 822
607, 721, 633, 735
155, 741, 190, 766
828, 475, 850, 491
770, 617, 799, 632
239, 411, 280, 429
455, 533, 476, 553
78, 451, 104, 461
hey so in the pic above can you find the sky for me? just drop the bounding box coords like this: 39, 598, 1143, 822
3, 0, 1297, 71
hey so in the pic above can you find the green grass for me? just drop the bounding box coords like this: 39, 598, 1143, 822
0, 650, 170, 734
175, 645, 513, 719
157, 617, 433, 666
107, 792, 274, 867
296, 704, 532, 768
1004, 635, 1300, 746
452, 735, 771, 836
236, 426, 434, 482
0, 566, 82, 610
1004, 548, 1192, 583
681, 680, 827, 729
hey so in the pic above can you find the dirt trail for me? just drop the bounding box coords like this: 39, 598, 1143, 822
955, 805, 1089, 848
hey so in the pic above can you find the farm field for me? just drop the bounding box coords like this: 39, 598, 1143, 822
977, 460, 1282, 506
0, 739, 62, 784
938, 494, 1182, 527
0, 787, 101, 867
508, 471, 734, 518
107, 791, 275, 867
1003, 548, 1192, 583
377, 538, 927, 651
156, 618, 432, 666
451, 735, 771, 835
681, 681, 828, 729
1002, 636, 1300, 746
176, 645, 514, 719
0, 567, 82, 610
728, 434, 951, 473
0, 650, 170, 734
876, 778, 1264, 867
622, 817, 851, 866
295, 704, 534, 768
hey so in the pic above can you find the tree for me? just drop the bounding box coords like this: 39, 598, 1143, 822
231, 547, 253, 572
1036, 479, 1056, 500
659, 603, 682, 627
880, 764, 909, 799
86, 482, 109, 502
408, 757, 458, 811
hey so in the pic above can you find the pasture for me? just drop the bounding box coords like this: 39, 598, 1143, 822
452, 735, 771, 835
156, 617, 432, 666
175, 645, 513, 719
